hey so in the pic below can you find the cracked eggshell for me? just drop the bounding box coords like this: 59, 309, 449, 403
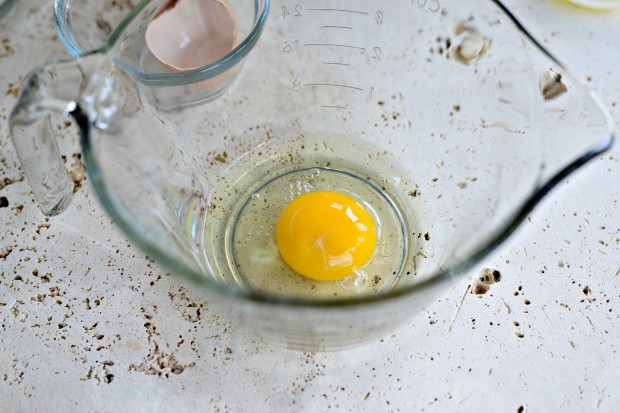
145, 0, 238, 72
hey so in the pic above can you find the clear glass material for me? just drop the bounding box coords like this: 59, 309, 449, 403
10, 0, 615, 350
0, 0, 16, 20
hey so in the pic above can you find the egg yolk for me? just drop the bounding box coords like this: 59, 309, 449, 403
275, 190, 377, 281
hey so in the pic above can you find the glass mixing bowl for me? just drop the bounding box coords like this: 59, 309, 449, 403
12, 0, 615, 350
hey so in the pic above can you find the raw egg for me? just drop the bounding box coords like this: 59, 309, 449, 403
275, 190, 377, 281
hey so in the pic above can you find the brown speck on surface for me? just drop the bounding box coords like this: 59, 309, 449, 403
0, 196, 8, 207
0, 175, 24, 191
0, 246, 13, 260
82, 360, 117, 385
82, 367, 94, 381
96, 18, 113, 35
492, 270, 501, 282
34, 221, 50, 235
213, 152, 228, 163
128, 341, 196, 378
471, 268, 501, 295
144, 322, 157, 337
48, 286, 63, 297
69, 153, 86, 193
6, 84, 19, 97
1, 38, 15, 58
540, 69, 567, 100
448, 22, 491, 65
473, 283, 490, 295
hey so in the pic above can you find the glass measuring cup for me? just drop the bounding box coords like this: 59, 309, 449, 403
10, 0, 614, 350
54, 0, 268, 108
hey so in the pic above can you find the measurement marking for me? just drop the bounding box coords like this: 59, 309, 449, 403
305, 43, 366, 51
322, 61, 350, 67
321, 105, 348, 110
321, 25, 352, 30
305, 83, 363, 91
305, 8, 368, 15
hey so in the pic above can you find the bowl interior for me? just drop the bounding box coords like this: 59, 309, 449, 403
78, 0, 614, 306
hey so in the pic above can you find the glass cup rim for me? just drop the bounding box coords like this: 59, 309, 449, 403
67, 0, 614, 308
53, 0, 271, 86
0, 0, 17, 21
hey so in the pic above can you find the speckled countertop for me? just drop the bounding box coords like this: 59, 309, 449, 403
1, 1, 619, 412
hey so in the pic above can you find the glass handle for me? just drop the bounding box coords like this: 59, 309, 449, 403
9, 60, 86, 216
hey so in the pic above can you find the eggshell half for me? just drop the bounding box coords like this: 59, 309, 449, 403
146, 0, 238, 72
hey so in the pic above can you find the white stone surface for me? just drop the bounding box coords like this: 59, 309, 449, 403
1, 1, 619, 412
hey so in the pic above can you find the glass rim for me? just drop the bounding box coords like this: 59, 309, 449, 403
71, 0, 615, 308
0, 0, 17, 21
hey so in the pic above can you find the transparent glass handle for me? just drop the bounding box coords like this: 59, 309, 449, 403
9, 60, 87, 216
